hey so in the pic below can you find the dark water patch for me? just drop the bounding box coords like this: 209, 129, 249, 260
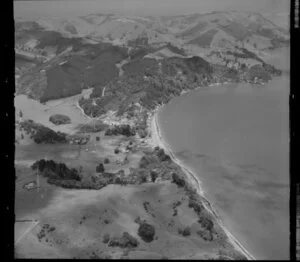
158, 74, 289, 259
175, 150, 194, 160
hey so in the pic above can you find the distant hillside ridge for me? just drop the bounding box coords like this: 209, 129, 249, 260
15, 10, 288, 104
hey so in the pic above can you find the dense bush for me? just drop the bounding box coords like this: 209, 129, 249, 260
31, 159, 81, 181
20, 120, 67, 144
138, 222, 155, 243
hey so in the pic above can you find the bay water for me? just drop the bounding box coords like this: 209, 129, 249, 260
158, 63, 290, 259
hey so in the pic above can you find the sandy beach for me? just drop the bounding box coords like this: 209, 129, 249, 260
149, 109, 256, 260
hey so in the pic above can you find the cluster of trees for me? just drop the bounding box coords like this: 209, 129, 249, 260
198, 216, 214, 232
20, 120, 67, 144
34, 127, 67, 144
105, 124, 136, 137
31, 159, 81, 181
137, 221, 156, 243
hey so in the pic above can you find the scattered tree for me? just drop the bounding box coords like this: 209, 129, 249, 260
138, 222, 155, 242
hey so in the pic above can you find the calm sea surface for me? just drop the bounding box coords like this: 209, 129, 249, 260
158, 55, 290, 259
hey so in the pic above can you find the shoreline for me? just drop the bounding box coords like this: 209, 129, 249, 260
147, 107, 256, 261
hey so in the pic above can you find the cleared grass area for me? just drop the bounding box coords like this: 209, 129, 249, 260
188, 29, 218, 47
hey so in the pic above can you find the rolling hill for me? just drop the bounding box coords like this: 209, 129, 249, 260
15, 11, 289, 104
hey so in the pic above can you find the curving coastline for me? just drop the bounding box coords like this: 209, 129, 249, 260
148, 107, 256, 260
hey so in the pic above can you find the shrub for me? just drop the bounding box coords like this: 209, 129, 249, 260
138, 222, 155, 242
104, 158, 110, 164
96, 136, 100, 141
108, 232, 139, 248
171, 173, 186, 187
178, 227, 191, 237
157, 148, 171, 162
96, 163, 105, 173
198, 216, 214, 231
197, 229, 213, 241
137, 169, 148, 184
188, 199, 203, 214
114, 148, 120, 154
150, 170, 158, 182
139, 154, 158, 168
103, 233, 110, 243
